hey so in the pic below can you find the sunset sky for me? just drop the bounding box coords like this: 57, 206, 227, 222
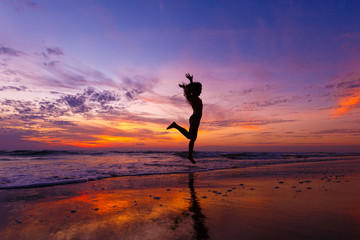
1, 0, 360, 151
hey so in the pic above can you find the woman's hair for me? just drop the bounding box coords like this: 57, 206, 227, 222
179, 82, 202, 102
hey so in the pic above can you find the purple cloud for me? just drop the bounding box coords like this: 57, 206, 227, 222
39, 100, 68, 117
39, 63, 118, 89
0, 86, 27, 91
1, 87, 123, 121
43, 61, 59, 67
1, 0, 38, 12
228, 84, 273, 96
245, 96, 302, 109
313, 129, 360, 135
326, 79, 360, 90
59, 87, 122, 114
203, 119, 295, 128
122, 75, 158, 100
90, 90, 118, 106
61, 94, 89, 113
46, 47, 64, 56
0, 128, 45, 150
0, 46, 23, 56
50, 120, 77, 126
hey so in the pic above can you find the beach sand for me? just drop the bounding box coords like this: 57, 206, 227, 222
1, 159, 360, 240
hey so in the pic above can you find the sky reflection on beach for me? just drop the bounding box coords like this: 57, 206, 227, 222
1, 174, 207, 240
1, 164, 360, 239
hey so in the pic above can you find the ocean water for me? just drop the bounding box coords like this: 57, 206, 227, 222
0, 150, 359, 189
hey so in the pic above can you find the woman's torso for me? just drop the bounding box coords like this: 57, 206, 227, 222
191, 97, 203, 119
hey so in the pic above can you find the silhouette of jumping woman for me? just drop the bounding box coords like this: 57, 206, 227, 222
167, 73, 203, 163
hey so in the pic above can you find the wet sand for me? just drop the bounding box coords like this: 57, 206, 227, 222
1, 159, 360, 240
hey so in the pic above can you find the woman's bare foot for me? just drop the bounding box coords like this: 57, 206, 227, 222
188, 155, 196, 164
166, 122, 176, 130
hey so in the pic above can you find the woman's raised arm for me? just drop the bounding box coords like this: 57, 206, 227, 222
185, 73, 193, 83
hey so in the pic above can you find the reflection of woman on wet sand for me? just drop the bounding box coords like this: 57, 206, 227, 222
171, 173, 209, 240
167, 73, 203, 163
188, 173, 209, 240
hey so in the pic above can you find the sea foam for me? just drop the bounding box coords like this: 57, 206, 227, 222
0, 151, 359, 189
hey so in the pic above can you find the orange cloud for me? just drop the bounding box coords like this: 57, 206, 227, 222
242, 125, 262, 131
334, 91, 360, 117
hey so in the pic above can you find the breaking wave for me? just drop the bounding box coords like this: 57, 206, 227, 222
0, 151, 359, 189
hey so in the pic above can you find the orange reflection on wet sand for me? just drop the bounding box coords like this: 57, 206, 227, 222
1, 162, 360, 240
1, 184, 192, 240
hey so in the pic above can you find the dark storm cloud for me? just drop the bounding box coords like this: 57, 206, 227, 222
0, 46, 23, 56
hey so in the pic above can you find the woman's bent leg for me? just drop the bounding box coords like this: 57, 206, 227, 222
167, 122, 191, 139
